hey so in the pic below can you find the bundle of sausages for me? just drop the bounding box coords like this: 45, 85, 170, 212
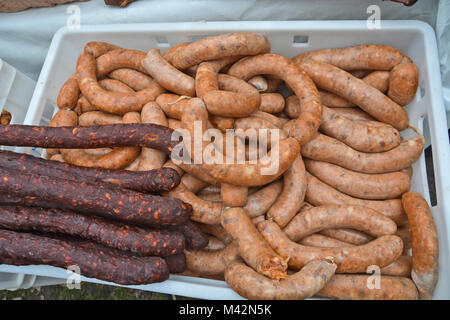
0, 33, 438, 300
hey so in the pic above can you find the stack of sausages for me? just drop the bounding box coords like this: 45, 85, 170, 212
0, 33, 438, 300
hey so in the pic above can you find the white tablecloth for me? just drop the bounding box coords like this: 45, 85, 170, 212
0, 0, 448, 126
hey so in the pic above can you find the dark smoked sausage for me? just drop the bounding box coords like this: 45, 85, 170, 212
0, 205, 184, 257
0, 150, 180, 193
0, 124, 179, 154
167, 220, 209, 250
0, 167, 191, 227
0, 229, 169, 285
163, 253, 187, 273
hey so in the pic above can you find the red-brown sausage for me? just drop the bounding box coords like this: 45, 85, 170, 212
316, 274, 418, 300
171, 32, 270, 69
57, 75, 80, 110
142, 48, 196, 96
402, 192, 439, 299
221, 207, 288, 280
77, 52, 165, 115
302, 133, 424, 174
305, 159, 411, 200
305, 172, 407, 225
225, 259, 337, 300
297, 60, 409, 130
266, 154, 306, 227
228, 54, 322, 145
320, 106, 402, 153
283, 205, 397, 241
258, 220, 403, 273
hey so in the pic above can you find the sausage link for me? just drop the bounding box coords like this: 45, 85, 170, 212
221, 207, 288, 280
142, 48, 195, 96
258, 220, 403, 273
320, 107, 375, 122
95, 49, 147, 78
57, 75, 80, 110
264, 76, 282, 93
225, 259, 337, 300
77, 53, 165, 115
249, 110, 284, 129
108, 68, 154, 91
156, 93, 188, 120
200, 73, 260, 118
292, 44, 404, 71
185, 241, 240, 275
228, 54, 322, 145
320, 228, 372, 245
78, 111, 122, 126
176, 162, 219, 186
0, 205, 184, 256
266, 154, 306, 227
318, 71, 390, 108
179, 98, 300, 186
0, 229, 169, 285
316, 274, 418, 300
305, 172, 407, 225
283, 205, 397, 242
181, 173, 209, 194
98, 78, 135, 94
197, 192, 222, 202
305, 159, 410, 200
363, 71, 390, 93
161, 42, 191, 63
388, 57, 419, 106
396, 224, 413, 253
84, 41, 121, 58
0, 167, 191, 227
259, 93, 285, 114
302, 133, 424, 174
243, 180, 283, 217
299, 234, 352, 248
194, 222, 233, 245
171, 32, 270, 69
49, 154, 65, 162
381, 255, 412, 277
76, 95, 97, 113
209, 115, 235, 133
195, 57, 241, 97
248, 76, 268, 91
298, 232, 411, 277
320, 106, 402, 153
298, 60, 409, 130
221, 183, 248, 207
167, 183, 224, 225
138, 102, 168, 171
402, 192, 439, 299
205, 235, 226, 250
0, 123, 178, 154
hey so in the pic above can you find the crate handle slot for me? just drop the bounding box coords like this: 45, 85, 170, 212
292, 35, 309, 47
155, 36, 170, 48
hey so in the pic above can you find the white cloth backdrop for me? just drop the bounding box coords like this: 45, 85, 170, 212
0, 0, 448, 126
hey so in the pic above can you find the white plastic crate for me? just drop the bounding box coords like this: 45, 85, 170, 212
1, 20, 449, 299
0, 59, 35, 153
